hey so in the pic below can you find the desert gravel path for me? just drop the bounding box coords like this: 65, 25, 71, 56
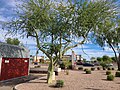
15, 70, 120, 90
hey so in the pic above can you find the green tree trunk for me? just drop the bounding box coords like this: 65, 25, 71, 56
47, 59, 54, 84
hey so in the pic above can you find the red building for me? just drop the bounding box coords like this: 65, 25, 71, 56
0, 42, 29, 81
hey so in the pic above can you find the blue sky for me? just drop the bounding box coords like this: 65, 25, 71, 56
0, 0, 117, 60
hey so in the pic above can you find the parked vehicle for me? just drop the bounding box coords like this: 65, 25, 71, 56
76, 62, 83, 65
83, 63, 94, 67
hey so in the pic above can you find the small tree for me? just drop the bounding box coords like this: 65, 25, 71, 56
3, 0, 118, 83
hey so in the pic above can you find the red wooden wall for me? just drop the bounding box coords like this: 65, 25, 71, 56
0, 57, 29, 81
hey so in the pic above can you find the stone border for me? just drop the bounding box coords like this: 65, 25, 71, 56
14, 76, 47, 90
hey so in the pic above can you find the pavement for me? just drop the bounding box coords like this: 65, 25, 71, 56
0, 86, 13, 90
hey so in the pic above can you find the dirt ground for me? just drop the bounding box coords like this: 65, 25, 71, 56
15, 69, 120, 90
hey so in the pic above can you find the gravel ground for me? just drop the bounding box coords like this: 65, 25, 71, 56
15, 70, 120, 90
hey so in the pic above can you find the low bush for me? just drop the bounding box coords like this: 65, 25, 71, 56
66, 70, 69, 75
103, 67, 106, 70
106, 71, 111, 75
91, 68, 95, 71
97, 67, 100, 70
115, 71, 120, 77
55, 80, 64, 88
59, 63, 65, 69
86, 70, 91, 74
107, 74, 114, 81
107, 68, 111, 70
84, 68, 88, 72
34, 65, 41, 68
78, 67, 83, 70
112, 68, 114, 70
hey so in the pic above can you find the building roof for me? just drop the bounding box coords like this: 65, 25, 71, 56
0, 42, 29, 58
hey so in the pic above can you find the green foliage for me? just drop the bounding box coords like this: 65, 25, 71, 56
100, 62, 108, 68
111, 57, 116, 62
107, 74, 114, 81
6, 38, 20, 45
97, 57, 103, 62
86, 70, 91, 74
106, 71, 111, 75
55, 80, 64, 88
59, 60, 72, 69
84, 68, 88, 72
78, 67, 83, 70
66, 70, 69, 75
115, 71, 120, 77
91, 68, 95, 71
59, 63, 65, 69
102, 55, 112, 64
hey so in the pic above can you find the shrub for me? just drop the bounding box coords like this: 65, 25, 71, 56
84, 68, 88, 72
107, 74, 114, 81
115, 71, 120, 77
34, 65, 41, 68
86, 70, 91, 74
100, 62, 108, 68
106, 71, 111, 75
112, 68, 114, 70
67, 65, 72, 69
91, 68, 95, 71
107, 67, 111, 70
78, 67, 83, 70
66, 70, 69, 75
55, 80, 64, 88
97, 67, 100, 70
103, 67, 106, 70
59, 63, 65, 69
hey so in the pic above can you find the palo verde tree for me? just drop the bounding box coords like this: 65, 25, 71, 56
92, 20, 120, 70
90, 0, 120, 70
4, 0, 118, 83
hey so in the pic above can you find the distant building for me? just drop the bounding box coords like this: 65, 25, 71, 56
62, 55, 82, 61
32, 56, 44, 63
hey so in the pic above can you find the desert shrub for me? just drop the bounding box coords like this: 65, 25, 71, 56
67, 65, 72, 69
59, 63, 65, 69
107, 74, 114, 81
107, 67, 111, 70
86, 70, 91, 74
91, 68, 95, 71
66, 70, 69, 75
97, 67, 100, 70
115, 71, 120, 77
106, 71, 111, 75
78, 67, 83, 70
34, 65, 41, 68
112, 68, 114, 70
55, 80, 64, 88
84, 68, 88, 71
100, 62, 108, 68
103, 67, 106, 70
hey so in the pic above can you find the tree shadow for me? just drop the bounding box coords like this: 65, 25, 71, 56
84, 87, 103, 90
27, 81, 47, 84
0, 75, 45, 87
116, 82, 120, 84
101, 79, 108, 81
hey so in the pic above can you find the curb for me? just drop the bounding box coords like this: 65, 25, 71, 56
14, 76, 47, 90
